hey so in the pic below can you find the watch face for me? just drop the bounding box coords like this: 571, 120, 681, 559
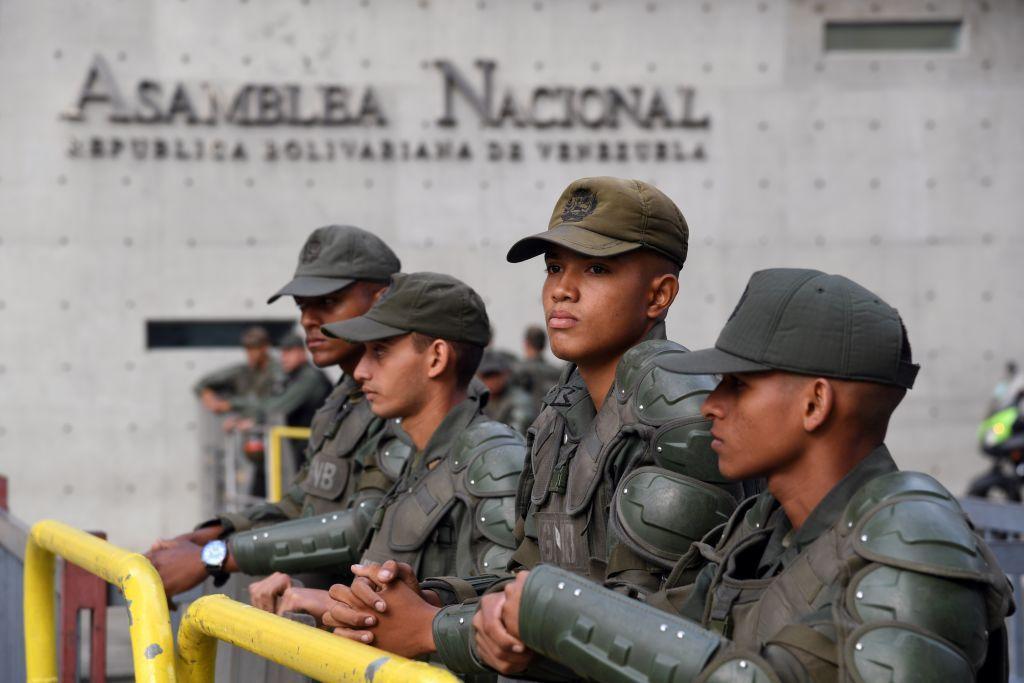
201, 540, 227, 567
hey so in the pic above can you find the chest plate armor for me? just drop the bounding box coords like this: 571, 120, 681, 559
525, 340, 735, 582
685, 470, 1010, 674
298, 384, 382, 516
362, 417, 525, 578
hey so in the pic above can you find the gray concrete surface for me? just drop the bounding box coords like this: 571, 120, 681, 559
0, 0, 1020, 555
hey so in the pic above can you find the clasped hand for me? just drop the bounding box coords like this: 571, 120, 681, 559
323, 560, 441, 658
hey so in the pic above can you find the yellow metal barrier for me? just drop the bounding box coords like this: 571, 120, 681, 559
176, 594, 460, 683
266, 425, 311, 503
24, 519, 177, 683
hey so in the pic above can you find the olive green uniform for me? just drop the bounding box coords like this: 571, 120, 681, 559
484, 385, 537, 436
517, 446, 1014, 682
228, 362, 332, 428
430, 325, 754, 676
515, 267, 1015, 682
515, 356, 563, 412
194, 359, 282, 405
361, 392, 526, 579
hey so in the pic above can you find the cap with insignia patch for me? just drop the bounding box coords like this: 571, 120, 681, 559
267, 225, 401, 303
506, 176, 690, 267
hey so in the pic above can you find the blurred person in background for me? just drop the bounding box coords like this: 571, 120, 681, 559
477, 349, 536, 434
990, 360, 1023, 413
224, 331, 333, 432
194, 325, 282, 416
514, 324, 562, 412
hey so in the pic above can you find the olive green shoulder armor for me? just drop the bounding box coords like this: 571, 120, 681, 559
844, 623, 973, 683
374, 433, 415, 481
698, 654, 780, 683
616, 340, 718, 424
453, 418, 526, 497
615, 339, 727, 484
612, 466, 736, 569
844, 470, 998, 584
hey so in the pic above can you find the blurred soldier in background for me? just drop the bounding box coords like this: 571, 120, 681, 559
514, 324, 562, 412
221, 332, 333, 478
146, 225, 401, 597
194, 326, 282, 416
478, 349, 537, 434
224, 332, 332, 431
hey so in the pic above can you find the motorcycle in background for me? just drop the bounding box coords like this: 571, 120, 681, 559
967, 407, 1024, 501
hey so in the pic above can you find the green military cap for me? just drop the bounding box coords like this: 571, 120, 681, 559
477, 349, 515, 375
659, 268, 920, 389
506, 176, 689, 267
277, 332, 305, 349
240, 325, 270, 348
268, 225, 401, 303
321, 272, 491, 346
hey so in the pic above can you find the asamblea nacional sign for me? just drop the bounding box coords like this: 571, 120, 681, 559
61, 55, 711, 164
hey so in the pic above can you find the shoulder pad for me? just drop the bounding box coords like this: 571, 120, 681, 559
476, 496, 517, 547
479, 543, 514, 574
842, 470, 959, 528
615, 340, 718, 426
702, 654, 779, 683
848, 565, 989, 666
616, 341, 724, 482
376, 434, 414, 481
848, 473, 996, 583
612, 466, 737, 568
845, 623, 972, 683
458, 419, 526, 497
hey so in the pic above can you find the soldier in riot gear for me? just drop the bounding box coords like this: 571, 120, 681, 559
321, 177, 753, 676
145, 224, 401, 596
246, 272, 526, 625
478, 349, 537, 435
492, 268, 1014, 682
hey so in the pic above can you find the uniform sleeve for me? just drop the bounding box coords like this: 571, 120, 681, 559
228, 368, 324, 422
193, 364, 244, 397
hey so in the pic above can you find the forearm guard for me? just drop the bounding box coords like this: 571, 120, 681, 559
432, 602, 491, 676
520, 565, 723, 683
229, 498, 378, 575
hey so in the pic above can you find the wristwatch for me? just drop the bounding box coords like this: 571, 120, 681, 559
201, 539, 230, 586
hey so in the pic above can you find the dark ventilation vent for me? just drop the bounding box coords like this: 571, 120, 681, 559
824, 21, 961, 51
146, 320, 297, 349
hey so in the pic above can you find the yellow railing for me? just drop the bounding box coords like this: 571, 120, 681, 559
266, 425, 311, 503
24, 519, 177, 682
176, 594, 459, 683
25, 519, 460, 683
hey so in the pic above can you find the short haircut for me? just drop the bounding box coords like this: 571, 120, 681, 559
410, 333, 484, 389
524, 325, 547, 353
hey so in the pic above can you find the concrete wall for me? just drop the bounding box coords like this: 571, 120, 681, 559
0, 0, 1021, 550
